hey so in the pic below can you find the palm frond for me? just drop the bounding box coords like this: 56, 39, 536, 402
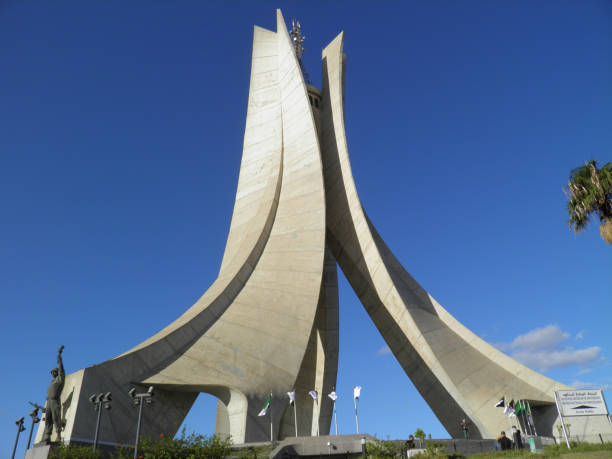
565, 159, 612, 236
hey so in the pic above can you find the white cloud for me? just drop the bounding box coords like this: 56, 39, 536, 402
570, 380, 612, 391
497, 324, 605, 372
509, 325, 569, 350
377, 345, 392, 355
511, 346, 601, 371
576, 367, 592, 375
575, 331, 584, 340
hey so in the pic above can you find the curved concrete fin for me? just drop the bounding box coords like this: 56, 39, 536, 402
51, 11, 336, 446
319, 31, 569, 439
278, 246, 339, 438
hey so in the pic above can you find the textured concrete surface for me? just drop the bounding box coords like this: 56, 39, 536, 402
271, 434, 376, 459
25, 444, 51, 459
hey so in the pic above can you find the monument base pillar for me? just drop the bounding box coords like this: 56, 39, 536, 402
25, 444, 51, 459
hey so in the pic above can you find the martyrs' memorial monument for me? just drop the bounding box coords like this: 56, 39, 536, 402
32, 9, 610, 447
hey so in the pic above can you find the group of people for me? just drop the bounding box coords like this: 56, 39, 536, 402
460, 418, 525, 451
495, 426, 524, 450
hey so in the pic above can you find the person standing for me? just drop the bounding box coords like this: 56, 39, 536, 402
41, 346, 65, 443
460, 418, 469, 439
512, 426, 524, 449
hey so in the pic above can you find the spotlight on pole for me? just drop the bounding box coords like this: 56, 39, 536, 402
103, 392, 112, 410
89, 391, 112, 453
11, 417, 26, 459
26, 403, 43, 451
129, 386, 154, 459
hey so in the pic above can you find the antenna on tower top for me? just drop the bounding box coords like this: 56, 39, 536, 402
289, 18, 310, 84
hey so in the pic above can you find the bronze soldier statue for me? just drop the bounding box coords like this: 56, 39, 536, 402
41, 345, 65, 443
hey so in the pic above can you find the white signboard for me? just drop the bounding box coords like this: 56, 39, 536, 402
556, 389, 609, 416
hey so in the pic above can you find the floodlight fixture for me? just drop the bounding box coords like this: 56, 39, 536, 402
11, 417, 26, 459
129, 386, 155, 459
26, 403, 43, 450
89, 391, 112, 453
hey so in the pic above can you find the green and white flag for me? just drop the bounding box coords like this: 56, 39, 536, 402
505, 399, 515, 417
494, 396, 505, 408
287, 391, 295, 406
258, 394, 271, 416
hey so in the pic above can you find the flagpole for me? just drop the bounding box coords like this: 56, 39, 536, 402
270, 393, 273, 442
507, 398, 515, 434
520, 400, 531, 436
294, 398, 298, 437
333, 400, 338, 435
517, 400, 526, 436
516, 399, 524, 435
315, 398, 320, 436
354, 396, 359, 434
553, 391, 571, 449
525, 400, 533, 436
315, 399, 321, 437
527, 401, 537, 436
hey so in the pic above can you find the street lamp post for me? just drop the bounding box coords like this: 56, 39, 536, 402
11, 417, 26, 459
89, 392, 112, 452
128, 386, 154, 459
26, 407, 41, 450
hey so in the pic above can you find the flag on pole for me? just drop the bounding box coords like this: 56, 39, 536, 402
309, 390, 318, 401
515, 400, 524, 416
494, 396, 505, 408
505, 399, 515, 417
526, 402, 534, 423
328, 391, 338, 401
287, 391, 296, 406
258, 394, 271, 416
353, 386, 362, 400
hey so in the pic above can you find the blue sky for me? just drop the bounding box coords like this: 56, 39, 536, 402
1, 0, 611, 456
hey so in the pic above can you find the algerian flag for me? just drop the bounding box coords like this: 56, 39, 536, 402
287, 391, 295, 406
308, 390, 318, 401
515, 400, 524, 416
494, 396, 505, 408
353, 386, 362, 400
504, 400, 514, 417
328, 391, 338, 401
258, 394, 271, 416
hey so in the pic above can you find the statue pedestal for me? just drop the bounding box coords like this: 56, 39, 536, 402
25, 444, 51, 459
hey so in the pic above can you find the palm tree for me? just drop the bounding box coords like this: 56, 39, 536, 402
565, 159, 612, 244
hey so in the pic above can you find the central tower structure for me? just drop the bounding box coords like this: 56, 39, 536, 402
38, 10, 576, 446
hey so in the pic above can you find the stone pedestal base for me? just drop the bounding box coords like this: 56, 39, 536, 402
25, 444, 51, 459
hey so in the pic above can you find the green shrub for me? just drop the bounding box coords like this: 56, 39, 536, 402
49, 444, 101, 458
366, 437, 406, 458
136, 428, 233, 458
48, 428, 233, 458
543, 441, 612, 455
